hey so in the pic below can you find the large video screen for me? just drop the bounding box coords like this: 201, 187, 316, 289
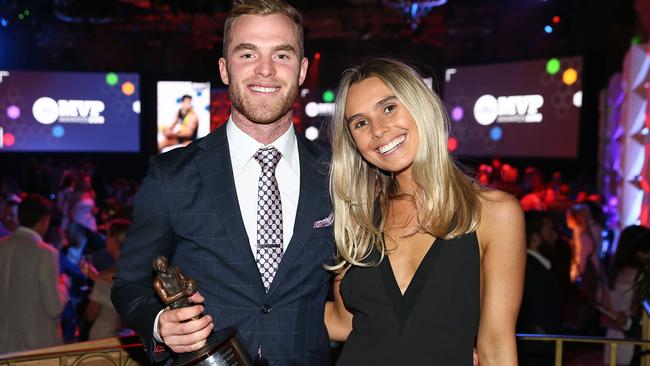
156, 81, 210, 153
443, 56, 582, 157
0, 70, 140, 152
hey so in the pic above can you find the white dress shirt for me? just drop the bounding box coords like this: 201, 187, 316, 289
226, 118, 300, 254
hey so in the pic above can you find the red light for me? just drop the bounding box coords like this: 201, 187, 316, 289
447, 136, 458, 152
552, 16, 560, 24
3, 133, 15, 147
314, 52, 321, 60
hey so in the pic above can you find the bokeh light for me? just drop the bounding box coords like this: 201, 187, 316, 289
562, 68, 578, 85
322, 90, 335, 103
105, 72, 119, 86
490, 126, 503, 141
52, 125, 65, 138
6, 105, 20, 119
447, 136, 458, 152
451, 106, 463, 121
3, 133, 15, 147
546, 58, 561, 75
121, 81, 135, 96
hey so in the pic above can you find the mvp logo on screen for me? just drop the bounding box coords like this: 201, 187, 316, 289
473, 94, 543, 126
32, 97, 105, 125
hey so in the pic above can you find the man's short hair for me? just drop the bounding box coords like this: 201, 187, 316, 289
18, 194, 52, 229
181, 95, 192, 101
524, 210, 550, 247
223, 0, 304, 58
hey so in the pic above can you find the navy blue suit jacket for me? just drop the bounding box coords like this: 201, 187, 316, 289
111, 124, 335, 365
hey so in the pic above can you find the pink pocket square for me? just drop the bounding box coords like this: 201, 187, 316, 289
313, 212, 334, 228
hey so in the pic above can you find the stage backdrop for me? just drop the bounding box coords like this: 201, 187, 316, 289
0, 70, 140, 152
443, 56, 583, 158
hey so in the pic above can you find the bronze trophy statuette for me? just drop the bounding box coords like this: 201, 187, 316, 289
153, 256, 253, 366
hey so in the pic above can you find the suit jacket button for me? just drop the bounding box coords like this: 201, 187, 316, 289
261, 304, 272, 314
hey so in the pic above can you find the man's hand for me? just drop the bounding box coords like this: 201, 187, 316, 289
158, 292, 214, 353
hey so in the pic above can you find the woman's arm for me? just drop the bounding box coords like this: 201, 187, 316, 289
476, 191, 526, 366
324, 271, 353, 342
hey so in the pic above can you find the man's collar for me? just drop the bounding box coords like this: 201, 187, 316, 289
15, 226, 43, 242
527, 249, 551, 270
226, 117, 297, 172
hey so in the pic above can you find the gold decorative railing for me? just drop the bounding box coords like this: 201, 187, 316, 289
518, 299, 650, 366
3, 302, 650, 366
0, 336, 146, 366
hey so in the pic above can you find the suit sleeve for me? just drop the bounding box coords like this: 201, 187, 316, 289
39, 245, 66, 319
111, 156, 176, 363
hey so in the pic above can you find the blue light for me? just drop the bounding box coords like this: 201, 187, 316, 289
411, 3, 419, 17
544, 25, 553, 34
52, 125, 65, 138
490, 126, 503, 141
0, 18, 8, 27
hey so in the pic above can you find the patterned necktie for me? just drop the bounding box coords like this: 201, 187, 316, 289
253, 146, 283, 291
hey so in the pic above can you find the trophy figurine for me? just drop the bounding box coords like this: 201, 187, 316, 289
153, 256, 253, 366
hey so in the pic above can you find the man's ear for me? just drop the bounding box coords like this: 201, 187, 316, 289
298, 56, 308, 86
218, 58, 229, 85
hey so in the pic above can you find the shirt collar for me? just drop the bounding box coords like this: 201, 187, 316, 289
226, 117, 298, 174
15, 226, 43, 242
527, 249, 551, 270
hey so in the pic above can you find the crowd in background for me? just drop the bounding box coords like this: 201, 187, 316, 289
0, 160, 138, 352
0, 157, 649, 365
475, 158, 650, 365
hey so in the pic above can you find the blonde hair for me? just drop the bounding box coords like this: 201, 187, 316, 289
328, 58, 482, 271
223, 0, 304, 58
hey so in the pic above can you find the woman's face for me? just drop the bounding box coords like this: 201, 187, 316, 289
344, 76, 419, 176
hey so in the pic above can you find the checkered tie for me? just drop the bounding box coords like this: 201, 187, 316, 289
254, 146, 283, 290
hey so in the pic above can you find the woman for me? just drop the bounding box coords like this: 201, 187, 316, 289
566, 203, 603, 286
83, 219, 134, 339
601, 225, 649, 365
324, 58, 525, 365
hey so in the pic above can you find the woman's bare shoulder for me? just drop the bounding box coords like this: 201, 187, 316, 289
476, 189, 524, 249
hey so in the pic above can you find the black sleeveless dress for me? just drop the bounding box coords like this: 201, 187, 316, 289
337, 232, 480, 365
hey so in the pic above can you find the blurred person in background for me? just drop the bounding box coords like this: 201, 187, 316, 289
600, 225, 650, 365
0, 194, 21, 235
0, 194, 68, 353
81, 219, 133, 340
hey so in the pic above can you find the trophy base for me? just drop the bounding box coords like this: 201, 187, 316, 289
173, 327, 253, 366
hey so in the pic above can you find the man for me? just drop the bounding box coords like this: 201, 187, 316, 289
517, 210, 564, 366
111, 1, 335, 364
0, 194, 20, 238
0, 194, 68, 354
160, 95, 199, 151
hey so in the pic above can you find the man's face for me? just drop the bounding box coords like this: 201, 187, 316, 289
219, 14, 308, 124
181, 98, 192, 111
1, 204, 18, 231
538, 218, 558, 258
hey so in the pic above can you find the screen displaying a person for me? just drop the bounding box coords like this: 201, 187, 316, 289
159, 95, 199, 150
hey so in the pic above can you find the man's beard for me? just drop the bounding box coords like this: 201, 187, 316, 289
229, 79, 299, 124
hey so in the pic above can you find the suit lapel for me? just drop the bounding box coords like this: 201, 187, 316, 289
195, 125, 262, 286
266, 137, 329, 297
